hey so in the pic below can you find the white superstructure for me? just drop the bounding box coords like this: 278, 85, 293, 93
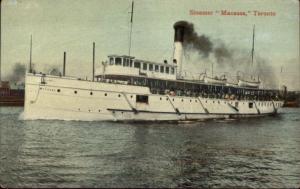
23, 20, 285, 121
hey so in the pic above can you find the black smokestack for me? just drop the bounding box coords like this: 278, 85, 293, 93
174, 24, 185, 42
173, 21, 213, 57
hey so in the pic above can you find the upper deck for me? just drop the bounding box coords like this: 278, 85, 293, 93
95, 55, 177, 80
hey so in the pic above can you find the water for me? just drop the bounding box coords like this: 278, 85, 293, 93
0, 107, 299, 188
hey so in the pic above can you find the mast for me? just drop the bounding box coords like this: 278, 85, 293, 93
29, 35, 32, 73
92, 42, 95, 81
251, 24, 255, 66
63, 51, 66, 76
0, 0, 2, 81
128, 1, 134, 56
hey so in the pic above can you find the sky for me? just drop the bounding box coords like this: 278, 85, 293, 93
1, 0, 299, 90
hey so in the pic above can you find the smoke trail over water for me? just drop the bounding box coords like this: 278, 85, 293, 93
174, 20, 278, 88
8, 63, 26, 82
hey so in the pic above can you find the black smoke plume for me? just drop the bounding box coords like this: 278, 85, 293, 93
8, 63, 26, 82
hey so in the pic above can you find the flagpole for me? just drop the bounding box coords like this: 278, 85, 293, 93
128, 1, 134, 56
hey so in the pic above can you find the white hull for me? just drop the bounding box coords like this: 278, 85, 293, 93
24, 74, 284, 121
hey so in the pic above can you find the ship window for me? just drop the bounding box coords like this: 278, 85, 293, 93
249, 102, 253, 108
136, 95, 148, 104
74, 91, 77, 94
130, 60, 133, 67
124, 58, 129, 67
90, 92, 93, 95
134, 62, 141, 68
118, 94, 121, 97
155, 65, 159, 72
109, 57, 114, 65
171, 67, 175, 74
57, 89, 60, 92
160, 66, 164, 73
149, 64, 153, 71
166, 67, 169, 74
115, 57, 122, 65
104, 93, 107, 96
143, 63, 147, 70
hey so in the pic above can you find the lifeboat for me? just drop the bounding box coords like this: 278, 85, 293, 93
204, 75, 227, 85
238, 79, 260, 88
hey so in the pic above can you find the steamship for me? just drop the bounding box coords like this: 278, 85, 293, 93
23, 20, 285, 121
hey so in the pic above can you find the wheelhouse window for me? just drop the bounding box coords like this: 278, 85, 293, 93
134, 62, 141, 68
143, 63, 147, 70
136, 95, 149, 104
171, 67, 175, 74
149, 64, 153, 71
160, 66, 164, 73
155, 65, 159, 72
166, 67, 169, 74
124, 58, 129, 67
115, 57, 122, 65
130, 60, 133, 67
109, 57, 114, 65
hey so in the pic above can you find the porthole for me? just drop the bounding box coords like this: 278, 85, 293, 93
160, 97, 162, 100
57, 89, 60, 92
131, 95, 133, 98
98, 110, 101, 112
213, 101, 215, 103
88, 109, 91, 112
118, 94, 121, 97
173, 98, 175, 101
181, 99, 184, 102
74, 91, 77, 94
90, 92, 93, 95
205, 100, 207, 103
104, 93, 107, 96
190, 100, 192, 102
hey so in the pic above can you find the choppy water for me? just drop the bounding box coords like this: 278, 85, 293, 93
0, 107, 299, 188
